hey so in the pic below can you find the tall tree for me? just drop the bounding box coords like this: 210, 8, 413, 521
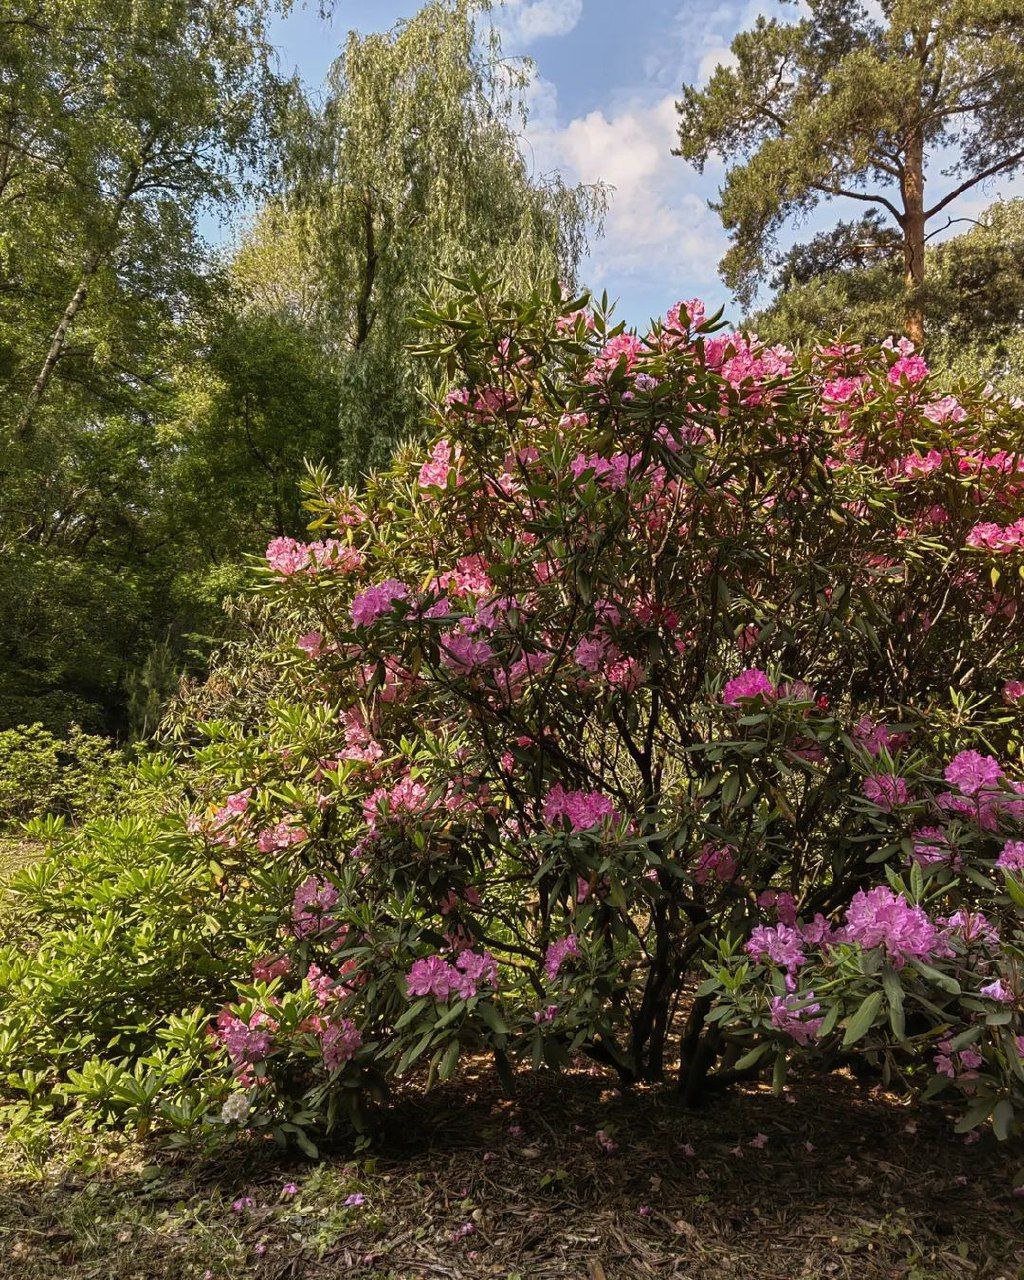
264, 0, 604, 479
675, 0, 1024, 344
0, 0, 296, 731
752, 198, 1024, 395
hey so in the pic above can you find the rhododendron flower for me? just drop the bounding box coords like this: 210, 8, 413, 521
862, 773, 909, 810
997, 841, 1024, 872
722, 668, 775, 706
693, 844, 736, 885
252, 954, 291, 982
745, 923, 805, 973
543, 784, 620, 831
922, 395, 966, 424
979, 979, 1012, 1003
440, 631, 495, 673
585, 333, 644, 382
770, 992, 824, 1045
351, 579, 410, 628
944, 750, 1004, 796
842, 888, 943, 966
418, 439, 453, 489
406, 955, 454, 1000
888, 354, 929, 385
966, 520, 1024, 551
257, 820, 307, 853
911, 826, 954, 867
321, 1019, 362, 1070
214, 1009, 273, 1073
544, 935, 581, 981
291, 876, 340, 939
297, 631, 325, 659
1003, 679, 1024, 704
853, 716, 896, 758
406, 950, 497, 1002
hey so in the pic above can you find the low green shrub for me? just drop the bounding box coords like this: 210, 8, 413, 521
0, 724, 126, 829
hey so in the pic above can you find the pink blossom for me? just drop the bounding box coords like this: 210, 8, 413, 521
722, 668, 775, 706
351, 578, 410, 627
257, 820, 307, 853
419, 439, 453, 489
944, 750, 1004, 796
862, 773, 909, 810
214, 1009, 272, 1073
297, 631, 325, 659
440, 631, 495, 673
291, 876, 340, 939
888, 354, 929, 385
770, 992, 824, 1045
321, 1019, 362, 1070
922, 395, 966, 424
997, 840, 1024, 872
979, 979, 1012, 1003
406, 955, 455, 1000
842, 887, 943, 966
746, 923, 806, 973
1003, 679, 1024, 704
693, 844, 736, 885
544, 935, 581, 981
543, 784, 620, 831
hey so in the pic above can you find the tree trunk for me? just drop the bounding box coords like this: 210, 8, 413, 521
354, 187, 377, 349
16, 166, 141, 441
901, 126, 926, 347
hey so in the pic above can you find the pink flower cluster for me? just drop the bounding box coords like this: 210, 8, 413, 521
722, 668, 775, 707
966, 519, 1024, 552
842, 887, 944, 967
544, 934, 581, 981
746, 923, 806, 974
862, 773, 909, 811
440, 631, 495, 673
418, 439, 454, 490
693, 844, 737, 885
257, 820, 307, 853
997, 841, 1024, 872
770, 992, 824, 1045
543, 784, 620, 831
351, 578, 410, 627
320, 1018, 362, 1070
291, 876, 340, 939
405, 950, 498, 1001
266, 536, 362, 577
213, 1008, 273, 1078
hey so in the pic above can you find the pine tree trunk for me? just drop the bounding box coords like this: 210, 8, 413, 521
901, 127, 926, 347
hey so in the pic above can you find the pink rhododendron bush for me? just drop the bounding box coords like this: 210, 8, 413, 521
3, 280, 1024, 1166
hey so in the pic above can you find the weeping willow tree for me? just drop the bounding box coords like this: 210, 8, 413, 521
237, 0, 604, 481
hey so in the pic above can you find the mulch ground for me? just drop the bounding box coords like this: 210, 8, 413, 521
2, 1061, 1022, 1280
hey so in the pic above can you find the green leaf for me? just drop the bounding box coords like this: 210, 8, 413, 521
992, 1099, 1013, 1142
881, 967, 905, 1041
842, 990, 884, 1047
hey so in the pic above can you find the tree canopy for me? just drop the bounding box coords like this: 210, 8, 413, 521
676, 0, 1024, 344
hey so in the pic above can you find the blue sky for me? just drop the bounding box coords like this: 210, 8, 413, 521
251, 0, 1024, 328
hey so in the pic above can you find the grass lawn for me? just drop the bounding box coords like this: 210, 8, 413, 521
2, 1063, 1022, 1280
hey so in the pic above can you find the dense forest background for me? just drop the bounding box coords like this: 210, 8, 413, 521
3, 0, 1023, 739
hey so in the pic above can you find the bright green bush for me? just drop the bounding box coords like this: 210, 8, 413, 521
0, 724, 125, 830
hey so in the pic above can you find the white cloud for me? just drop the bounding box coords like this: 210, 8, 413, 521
498, 0, 583, 45
696, 45, 737, 84
522, 84, 729, 314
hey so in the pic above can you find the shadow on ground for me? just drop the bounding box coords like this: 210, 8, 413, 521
2, 1064, 1022, 1280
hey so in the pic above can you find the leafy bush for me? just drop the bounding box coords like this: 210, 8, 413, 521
0, 724, 125, 829
2, 280, 1023, 1168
